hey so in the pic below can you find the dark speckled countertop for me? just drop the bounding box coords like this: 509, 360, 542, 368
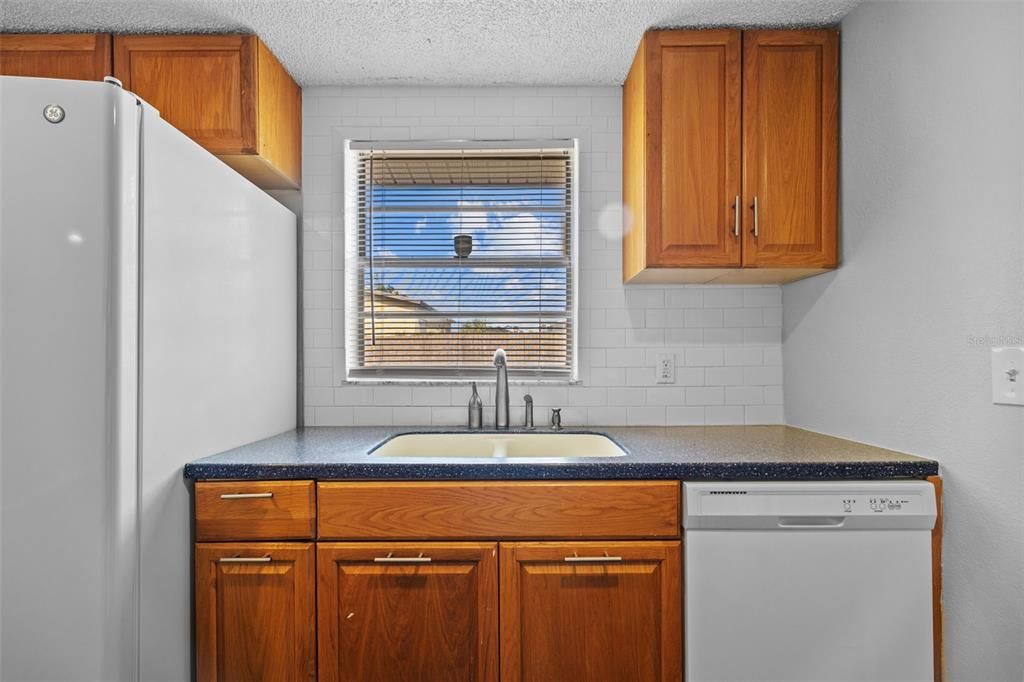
183, 425, 938, 481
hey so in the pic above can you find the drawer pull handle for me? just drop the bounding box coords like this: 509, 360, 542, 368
219, 555, 272, 563
373, 552, 432, 564
564, 551, 623, 563
219, 492, 273, 499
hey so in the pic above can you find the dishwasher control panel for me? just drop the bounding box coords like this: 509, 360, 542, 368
683, 481, 938, 531
843, 496, 915, 513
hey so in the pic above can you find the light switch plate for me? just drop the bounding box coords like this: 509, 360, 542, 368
991, 346, 1024, 406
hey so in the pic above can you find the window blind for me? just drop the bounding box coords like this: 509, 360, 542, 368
344, 140, 578, 381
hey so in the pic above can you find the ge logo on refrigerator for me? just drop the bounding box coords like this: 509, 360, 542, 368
43, 104, 65, 124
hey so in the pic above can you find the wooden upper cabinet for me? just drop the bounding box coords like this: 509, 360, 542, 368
623, 28, 838, 284
113, 34, 301, 189
317, 542, 499, 682
742, 30, 838, 268
0, 34, 112, 81
627, 30, 742, 276
194, 542, 316, 682
500, 541, 682, 682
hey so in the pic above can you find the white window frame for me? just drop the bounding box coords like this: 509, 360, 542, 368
342, 139, 579, 384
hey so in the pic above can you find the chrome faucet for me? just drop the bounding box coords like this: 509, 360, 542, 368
493, 348, 509, 430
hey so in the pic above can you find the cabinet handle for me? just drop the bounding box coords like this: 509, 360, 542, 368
219, 556, 272, 563
219, 492, 273, 499
564, 551, 623, 563
733, 195, 740, 237
751, 196, 760, 237
373, 552, 431, 564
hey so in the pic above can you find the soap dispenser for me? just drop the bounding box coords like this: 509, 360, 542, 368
468, 382, 483, 430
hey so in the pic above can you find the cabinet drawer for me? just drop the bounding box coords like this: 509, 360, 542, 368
317, 481, 680, 540
195, 480, 315, 541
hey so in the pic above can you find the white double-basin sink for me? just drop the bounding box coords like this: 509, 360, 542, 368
369, 432, 627, 460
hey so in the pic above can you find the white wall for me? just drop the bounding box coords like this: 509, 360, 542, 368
784, 2, 1024, 679
300, 86, 786, 426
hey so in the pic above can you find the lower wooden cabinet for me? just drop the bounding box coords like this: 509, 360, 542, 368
500, 541, 682, 682
193, 482, 682, 681
194, 543, 316, 682
317, 542, 498, 682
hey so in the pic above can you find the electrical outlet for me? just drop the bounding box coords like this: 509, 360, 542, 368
656, 353, 675, 384
992, 346, 1024, 406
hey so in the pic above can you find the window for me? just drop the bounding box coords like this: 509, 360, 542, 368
344, 140, 578, 381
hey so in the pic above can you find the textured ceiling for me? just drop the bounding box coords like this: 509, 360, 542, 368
1, 0, 861, 86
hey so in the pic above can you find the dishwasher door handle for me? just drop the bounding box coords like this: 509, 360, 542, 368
777, 516, 846, 528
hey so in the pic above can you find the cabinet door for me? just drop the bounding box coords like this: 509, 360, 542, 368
0, 34, 111, 80
318, 542, 498, 682
194, 543, 315, 682
742, 30, 838, 268
500, 541, 681, 682
650, 30, 742, 268
113, 35, 255, 155
112, 34, 301, 189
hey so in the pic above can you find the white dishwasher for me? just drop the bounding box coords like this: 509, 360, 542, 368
683, 481, 937, 682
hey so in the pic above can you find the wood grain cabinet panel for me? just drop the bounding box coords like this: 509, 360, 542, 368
500, 541, 682, 682
623, 28, 838, 284
195, 480, 315, 541
742, 30, 838, 268
113, 34, 301, 189
647, 30, 742, 270
317, 542, 498, 682
194, 542, 316, 682
0, 34, 112, 81
317, 481, 681, 540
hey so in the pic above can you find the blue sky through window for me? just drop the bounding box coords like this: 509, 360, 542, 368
363, 184, 570, 320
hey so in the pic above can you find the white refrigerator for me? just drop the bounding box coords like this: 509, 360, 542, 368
0, 76, 297, 681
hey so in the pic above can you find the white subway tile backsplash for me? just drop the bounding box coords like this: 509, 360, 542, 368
724, 347, 763, 366
666, 406, 706, 425
744, 366, 784, 386
705, 367, 745, 386
725, 386, 765, 405
313, 406, 354, 426
353, 406, 394, 425
685, 348, 724, 367
393, 407, 433, 426
686, 387, 725, 406
627, 406, 666, 426
745, 405, 784, 425
724, 308, 764, 328
645, 387, 687, 406
705, 406, 745, 425
743, 287, 782, 308
410, 386, 453, 406
300, 86, 785, 426
703, 328, 745, 345
685, 309, 724, 328
587, 406, 627, 424
703, 288, 745, 308
370, 385, 412, 405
